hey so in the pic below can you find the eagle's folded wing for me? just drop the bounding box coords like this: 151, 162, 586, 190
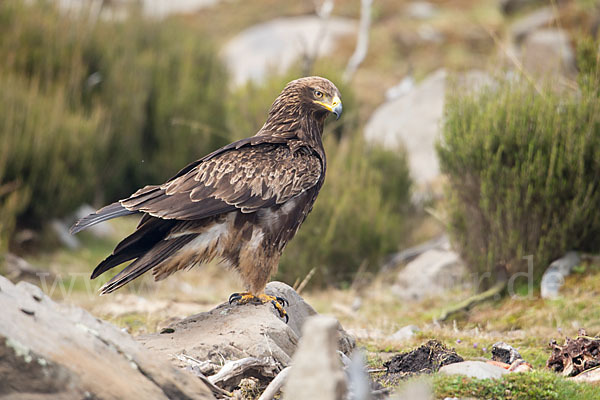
120, 143, 322, 220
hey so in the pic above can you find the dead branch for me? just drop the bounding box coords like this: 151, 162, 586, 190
343, 0, 372, 83
295, 267, 316, 294
439, 269, 507, 322
208, 357, 280, 391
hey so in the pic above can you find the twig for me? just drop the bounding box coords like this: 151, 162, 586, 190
0, 181, 19, 198
439, 277, 507, 321
350, 260, 368, 291
208, 357, 279, 390
295, 267, 316, 294
257, 366, 291, 400
343, 0, 372, 83
302, 0, 334, 75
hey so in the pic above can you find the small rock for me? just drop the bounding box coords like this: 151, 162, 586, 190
509, 6, 554, 42
405, 2, 438, 20
50, 219, 80, 249
389, 325, 420, 342
417, 25, 444, 43
439, 360, 509, 379
392, 249, 467, 301
569, 367, 600, 383
540, 251, 580, 299
283, 315, 347, 400
491, 342, 523, 364
521, 29, 576, 78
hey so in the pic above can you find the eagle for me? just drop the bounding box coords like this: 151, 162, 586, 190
71, 76, 342, 321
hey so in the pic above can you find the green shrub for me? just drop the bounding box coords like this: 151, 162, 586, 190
437, 54, 600, 285
0, 0, 229, 243
0, 74, 105, 239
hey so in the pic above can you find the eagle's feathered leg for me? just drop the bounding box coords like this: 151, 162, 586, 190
226, 239, 290, 321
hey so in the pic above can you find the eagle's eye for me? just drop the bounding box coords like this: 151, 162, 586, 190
314, 90, 323, 98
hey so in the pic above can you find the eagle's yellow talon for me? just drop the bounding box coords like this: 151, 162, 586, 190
228, 292, 289, 322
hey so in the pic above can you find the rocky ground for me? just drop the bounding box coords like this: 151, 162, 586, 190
4, 223, 600, 399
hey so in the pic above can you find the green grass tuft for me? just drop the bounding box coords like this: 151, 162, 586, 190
432, 370, 599, 400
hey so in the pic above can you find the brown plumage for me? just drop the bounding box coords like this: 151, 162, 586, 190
71, 76, 342, 302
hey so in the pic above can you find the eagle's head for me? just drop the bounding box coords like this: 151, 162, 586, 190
263, 77, 343, 135
288, 76, 343, 120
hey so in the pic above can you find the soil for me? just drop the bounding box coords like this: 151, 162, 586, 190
382, 339, 463, 379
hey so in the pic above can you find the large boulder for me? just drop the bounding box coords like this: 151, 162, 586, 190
222, 16, 356, 86
0, 275, 214, 400
137, 282, 355, 382
364, 69, 492, 187
392, 249, 467, 301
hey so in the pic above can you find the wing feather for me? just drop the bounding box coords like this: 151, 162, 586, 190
119, 142, 322, 221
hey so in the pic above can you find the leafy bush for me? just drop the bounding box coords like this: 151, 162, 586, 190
0, 75, 104, 235
437, 48, 600, 284
0, 1, 229, 243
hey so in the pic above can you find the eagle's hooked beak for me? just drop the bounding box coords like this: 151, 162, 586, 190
331, 96, 343, 120
315, 95, 343, 120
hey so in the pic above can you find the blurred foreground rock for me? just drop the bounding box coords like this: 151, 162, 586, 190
283, 316, 347, 400
0, 275, 214, 400
137, 282, 355, 391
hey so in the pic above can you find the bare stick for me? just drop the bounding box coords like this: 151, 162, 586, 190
296, 267, 316, 294
343, 0, 372, 83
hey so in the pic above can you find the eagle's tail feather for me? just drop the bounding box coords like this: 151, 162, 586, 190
70, 202, 136, 234
91, 250, 144, 280
91, 217, 176, 279
99, 235, 194, 295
